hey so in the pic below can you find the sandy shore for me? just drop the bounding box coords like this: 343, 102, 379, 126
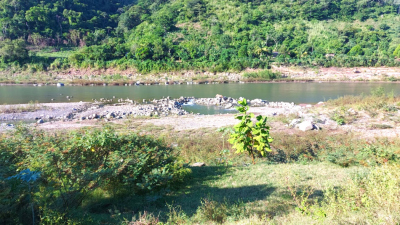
0, 102, 90, 121
1, 100, 400, 139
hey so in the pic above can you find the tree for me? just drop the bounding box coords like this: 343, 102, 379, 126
393, 45, 400, 58
348, 44, 364, 56
0, 39, 28, 62
228, 99, 273, 165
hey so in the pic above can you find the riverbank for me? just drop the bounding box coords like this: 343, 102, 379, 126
3, 93, 400, 224
2, 93, 399, 139
2, 66, 400, 86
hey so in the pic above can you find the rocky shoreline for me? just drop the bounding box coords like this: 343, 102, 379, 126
0, 96, 345, 139
0, 95, 301, 123
2, 94, 400, 139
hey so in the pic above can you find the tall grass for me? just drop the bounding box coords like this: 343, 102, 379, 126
243, 70, 282, 81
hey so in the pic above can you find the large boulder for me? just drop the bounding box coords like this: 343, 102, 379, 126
297, 121, 314, 131
192, 162, 206, 167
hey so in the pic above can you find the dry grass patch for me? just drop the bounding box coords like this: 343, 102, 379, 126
0, 101, 45, 113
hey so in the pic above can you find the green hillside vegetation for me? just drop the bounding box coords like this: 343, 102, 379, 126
1, 0, 400, 74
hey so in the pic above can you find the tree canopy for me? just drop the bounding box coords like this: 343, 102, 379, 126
1, 0, 400, 71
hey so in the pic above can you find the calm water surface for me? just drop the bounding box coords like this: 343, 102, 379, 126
0, 83, 399, 114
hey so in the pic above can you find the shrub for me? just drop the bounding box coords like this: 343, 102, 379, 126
196, 198, 228, 224
0, 39, 29, 63
312, 165, 400, 223
348, 45, 364, 56
243, 70, 281, 80
393, 45, 400, 58
0, 126, 189, 223
229, 98, 273, 164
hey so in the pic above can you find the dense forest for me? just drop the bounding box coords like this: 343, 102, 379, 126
1, 0, 400, 73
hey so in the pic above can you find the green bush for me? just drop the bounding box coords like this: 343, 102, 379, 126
0, 126, 190, 224
0, 39, 29, 63
243, 70, 281, 80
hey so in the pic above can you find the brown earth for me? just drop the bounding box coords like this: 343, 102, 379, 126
272, 66, 400, 81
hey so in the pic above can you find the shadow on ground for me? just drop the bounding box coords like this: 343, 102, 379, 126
85, 166, 276, 222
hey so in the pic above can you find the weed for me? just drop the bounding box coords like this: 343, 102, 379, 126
0, 101, 44, 113
196, 198, 228, 224
243, 70, 282, 80
124, 211, 160, 225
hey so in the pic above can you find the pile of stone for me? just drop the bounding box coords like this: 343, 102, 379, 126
288, 113, 338, 131
193, 95, 238, 108
150, 97, 189, 116
181, 95, 297, 110
75, 97, 189, 121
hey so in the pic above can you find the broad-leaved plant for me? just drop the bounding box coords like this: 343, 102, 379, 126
228, 98, 273, 164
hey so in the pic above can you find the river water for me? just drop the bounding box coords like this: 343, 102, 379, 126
0, 82, 399, 114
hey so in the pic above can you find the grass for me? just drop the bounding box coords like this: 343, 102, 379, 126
83, 161, 370, 224
0, 101, 45, 113
4, 90, 400, 224
4, 119, 400, 224
66, 119, 400, 224
34, 47, 77, 58
243, 70, 282, 81
309, 87, 400, 126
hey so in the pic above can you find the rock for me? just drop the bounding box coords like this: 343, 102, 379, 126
64, 113, 74, 119
37, 119, 44, 124
191, 162, 206, 167
297, 121, 314, 131
348, 108, 357, 115
289, 119, 301, 127
56, 82, 64, 87
225, 103, 233, 109
106, 112, 115, 119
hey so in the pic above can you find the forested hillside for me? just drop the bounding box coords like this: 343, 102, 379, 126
1, 0, 400, 73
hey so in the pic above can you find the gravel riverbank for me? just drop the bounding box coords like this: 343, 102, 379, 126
2, 95, 400, 139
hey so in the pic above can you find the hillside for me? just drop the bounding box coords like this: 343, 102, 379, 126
1, 0, 400, 75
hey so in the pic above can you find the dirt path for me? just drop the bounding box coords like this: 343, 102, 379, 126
273, 66, 400, 81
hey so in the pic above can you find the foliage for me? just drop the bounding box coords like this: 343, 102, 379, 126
229, 98, 273, 164
2, 0, 400, 72
243, 70, 281, 80
196, 198, 228, 224
309, 165, 400, 224
0, 126, 189, 224
0, 39, 29, 63
394, 45, 400, 58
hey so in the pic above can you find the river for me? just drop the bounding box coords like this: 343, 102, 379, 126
0, 82, 399, 114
